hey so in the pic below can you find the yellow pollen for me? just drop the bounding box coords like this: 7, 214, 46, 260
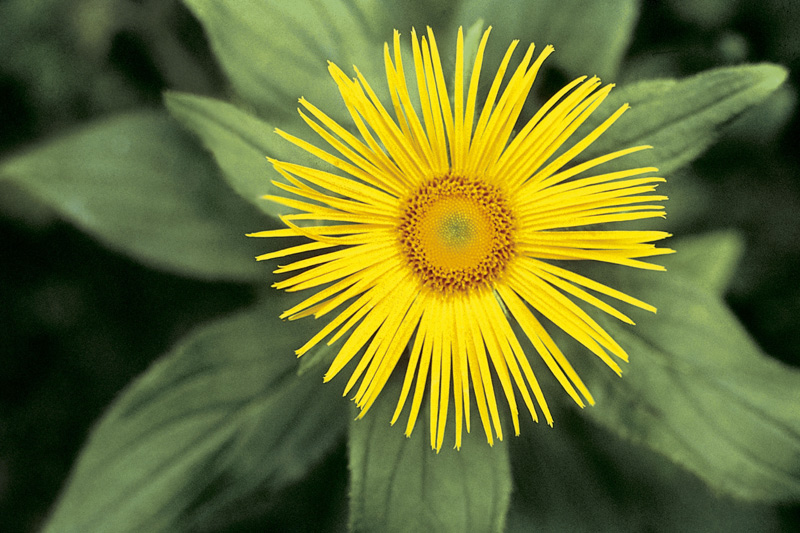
398, 175, 515, 292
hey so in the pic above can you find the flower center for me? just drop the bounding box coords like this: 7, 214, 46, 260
398, 175, 515, 292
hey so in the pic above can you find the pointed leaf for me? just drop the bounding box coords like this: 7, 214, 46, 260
453, 0, 640, 79
661, 231, 745, 295
582, 64, 788, 174
43, 298, 349, 533
182, 0, 386, 123
578, 272, 800, 501
164, 91, 274, 210
508, 409, 780, 532
0, 111, 264, 281
348, 378, 512, 533
165, 92, 320, 217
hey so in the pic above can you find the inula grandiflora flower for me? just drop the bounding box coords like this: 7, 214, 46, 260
251, 26, 673, 451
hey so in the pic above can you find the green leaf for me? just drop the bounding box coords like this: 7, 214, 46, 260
507, 409, 780, 532
165, 92, 280, 215
453, 0, 640, 80
43, 297, 349, 533
348, 378, 512, 533
578, 272, 800, 501
661, 230, 745, 295
165, 91, 323, 218
182, 0, 386, 123
582, 64, 788, 174
0, 111, 265, 281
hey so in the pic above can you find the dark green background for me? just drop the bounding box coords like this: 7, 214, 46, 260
1, 0, 798, 531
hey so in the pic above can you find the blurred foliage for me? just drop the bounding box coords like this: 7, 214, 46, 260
1, 0, 799, 531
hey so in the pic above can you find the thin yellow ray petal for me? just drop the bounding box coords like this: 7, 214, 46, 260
525, 176, 666, 211
329, 64, 418, 190
452, 27, 466, 173
467, 39, 519, 174
274, 239, 392, 276
324, 268, 411, 385
256, 241, 333, 262
387, 30, 435, 171
273, 154, 398, 209
426, 27, 454, 170
449, 294, 469, 447
281, 255, 400, 321
434, 296, 453, 451
497, 76, 602, 185
497, 281, 595, 406
420, 35, 448, 174
391, 292, 430, 426
521, 200, 668, 232
458, 293, 496, 445
527, 99, 628, 188
526, 153, 655, 199
313, 266, 404, 324
271, 179, 393, 219
383, 40, 414, 141
272, 242, 391, 291
534, 259, 658, 312
475, 43, 553, 181
279, 210, 396, 229
437, 329, 451, 451
298, 94, 414, 195
486, 286, 554, 426
406, 301, 434, 438
470, 43, 536, 178
247, 227, 303, 238
471, 37, 520, 139
519, 243, 673, 270
249, 223, 382, 239
521, 230, 672, 250
474, 293, 523, 435
538, 269, 635, 325
462, 27, 492, 169
358, 291, 424, 416
351, 278, 418, 402
274, 127, 402, 197
511, 82, 613, 188
428, 300, 443, 450
495, 282, 584, 406
465, 290, 506, 440
352, 65, 430, 185
482, 293, 539, 427
296, 290, 373, 357
517, 170, 662, 208
281, 276, 360, 321
494, 75, 586, 185
324, 263, 407, 345
410, 28, 437, 169
508, 269, 626, 372
293, 110, 398, 200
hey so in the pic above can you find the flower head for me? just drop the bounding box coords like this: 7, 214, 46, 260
251, 26, 673, 451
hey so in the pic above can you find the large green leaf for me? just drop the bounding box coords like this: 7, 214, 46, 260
453, 0, 640, 80
42, 298, 349, 533
660, 230, 745, 295
165, 91, 321, 217
0, 111, 264, 281
183, 0, 387, 123
581, 64, 788, 174
348, 378, 512, 533
575, 267, 800, 502
507, 408, 780, 532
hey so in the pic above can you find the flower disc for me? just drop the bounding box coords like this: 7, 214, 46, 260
398, 174, 515, 292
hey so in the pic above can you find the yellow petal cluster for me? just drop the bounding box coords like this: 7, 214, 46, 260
251, 26, 673, 451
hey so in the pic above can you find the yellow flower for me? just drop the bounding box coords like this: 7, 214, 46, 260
251, 26, 673, 451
